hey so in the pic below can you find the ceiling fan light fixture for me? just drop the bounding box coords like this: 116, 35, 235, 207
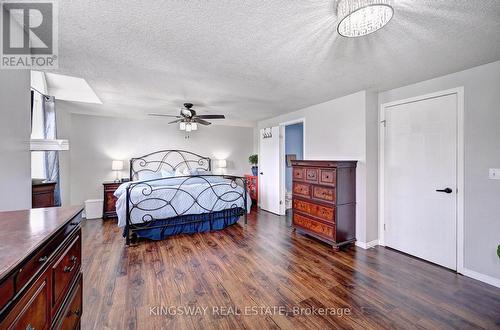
337, 0, 394, 38
179, 122, 186, 130
185, 123, 192, 132
191, 122, 198, 131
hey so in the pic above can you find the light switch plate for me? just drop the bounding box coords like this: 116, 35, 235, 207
489, 168, 500, 180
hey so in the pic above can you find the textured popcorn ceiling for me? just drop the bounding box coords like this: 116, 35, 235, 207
51, 0, 500, 124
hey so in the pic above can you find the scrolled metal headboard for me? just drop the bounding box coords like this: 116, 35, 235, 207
129, 149, 211, 180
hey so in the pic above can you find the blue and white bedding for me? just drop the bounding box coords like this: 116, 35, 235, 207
114, 176, 251, 227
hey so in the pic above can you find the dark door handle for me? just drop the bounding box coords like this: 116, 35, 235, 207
260, 172, 263, 175
436, 188, 453, 194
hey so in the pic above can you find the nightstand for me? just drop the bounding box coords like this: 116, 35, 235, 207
102, 182, 121, 219
32, 181, 57, 208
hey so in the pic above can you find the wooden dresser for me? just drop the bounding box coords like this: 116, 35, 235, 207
103, 182, 121, 219
0, 206, 84, 329
32, 181, 57, 209
291, 160, 357, 250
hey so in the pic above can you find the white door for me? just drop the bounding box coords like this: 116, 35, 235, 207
259, 127, 281, 214
385, 93, 458, 270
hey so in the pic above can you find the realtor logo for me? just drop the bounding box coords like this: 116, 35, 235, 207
1, 0, 58, 68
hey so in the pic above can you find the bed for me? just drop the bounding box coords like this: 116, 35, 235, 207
114, 150, 250, 245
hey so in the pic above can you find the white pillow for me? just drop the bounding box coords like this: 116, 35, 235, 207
137, 171, 162, 181
161, 169, 175, 178
188, 168, 200, 175
174, 167, 190, 177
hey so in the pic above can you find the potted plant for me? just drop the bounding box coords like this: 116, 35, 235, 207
249, 154, 258, 176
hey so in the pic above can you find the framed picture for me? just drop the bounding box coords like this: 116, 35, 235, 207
286, 154, 296, 167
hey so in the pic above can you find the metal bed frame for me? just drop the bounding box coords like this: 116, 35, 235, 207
124, 150, 248, 245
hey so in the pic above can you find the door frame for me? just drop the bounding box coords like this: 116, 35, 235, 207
378, 87, 465, 273
259, 126, 282, 215
279, 118, 306, 215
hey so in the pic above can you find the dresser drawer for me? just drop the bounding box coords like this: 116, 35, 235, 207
293, 199, 335, 223
319, 169, 336, 186
293, 168, 305, 181
53, 274, 82, 330
312, 185, 336, 203
52, 231, 81, 313
293, 182, 311, 198
15, 214, 81, 295
305, 168, 318, 183
16, 236, 60, 294
0, 274, 50, 330
0, 274, 15, 312
293, 213, 335, 239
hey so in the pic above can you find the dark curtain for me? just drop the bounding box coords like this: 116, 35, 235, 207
42, 96, 61, 206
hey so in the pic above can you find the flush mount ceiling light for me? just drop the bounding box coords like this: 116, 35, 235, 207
337, 0, 394, 38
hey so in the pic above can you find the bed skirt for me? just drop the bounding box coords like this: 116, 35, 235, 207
123, 208, 244, 241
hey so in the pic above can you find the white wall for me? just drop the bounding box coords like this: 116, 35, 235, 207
58, 108, 254, 205
379, 60, 500, 284
0, 71, 31, 211
258, 91, 379, 244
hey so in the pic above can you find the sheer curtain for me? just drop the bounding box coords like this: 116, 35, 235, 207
42, 96, 61, 206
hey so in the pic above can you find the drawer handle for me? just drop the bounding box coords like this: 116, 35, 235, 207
69, 308, 81, 317
63, 256, 78, 273
38, 256, 48, 263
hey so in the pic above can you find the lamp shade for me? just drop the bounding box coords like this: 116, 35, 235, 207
217, 159, 227, 168
111, 160, 124, 171
337, 0, 394, 38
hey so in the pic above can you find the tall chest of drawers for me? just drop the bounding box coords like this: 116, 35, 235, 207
291, 160, 357, 250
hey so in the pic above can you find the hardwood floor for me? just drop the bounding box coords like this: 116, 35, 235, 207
81, 209, 500, 329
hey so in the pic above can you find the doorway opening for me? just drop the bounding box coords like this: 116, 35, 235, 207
280, 120, 304, 215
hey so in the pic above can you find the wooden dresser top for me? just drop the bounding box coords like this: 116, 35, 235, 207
291, 160, 357, 168
0, 206, 83, 279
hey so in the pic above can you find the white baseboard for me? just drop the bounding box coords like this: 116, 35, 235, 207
461, 268, 500, 288
355, 239, 379, 250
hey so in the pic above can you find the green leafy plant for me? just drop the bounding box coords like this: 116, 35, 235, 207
248, 154, 258, 165
497, 244, 500, 259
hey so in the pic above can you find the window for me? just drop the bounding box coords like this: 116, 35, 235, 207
31, 92, 46, 179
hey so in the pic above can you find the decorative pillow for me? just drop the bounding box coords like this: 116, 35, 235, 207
137, 171, 162, 181
198, 170, 212, 175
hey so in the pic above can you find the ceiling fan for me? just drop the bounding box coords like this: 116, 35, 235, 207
148, 103, 225, 131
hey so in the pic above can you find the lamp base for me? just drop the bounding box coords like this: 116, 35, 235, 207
114, 171, 121, 183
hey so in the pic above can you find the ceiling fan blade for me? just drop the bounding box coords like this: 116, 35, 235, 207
194, 118, 211, 125
168, 119, 184, 124
148, 113, 182, 118
195, 114, 225, 119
